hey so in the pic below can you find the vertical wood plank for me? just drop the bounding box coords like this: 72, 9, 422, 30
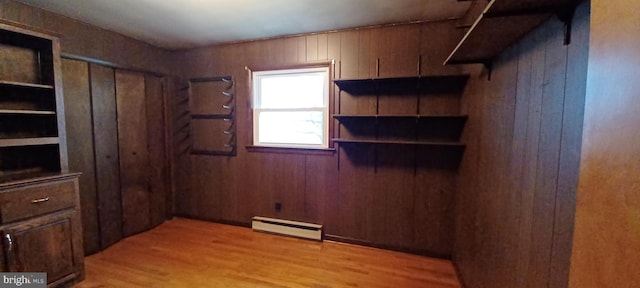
90, 63, 123, 250
283, 37, 299, 64
528, 19, 567, 288
549, 3, 589, 287
358, 30, 373, 79
340, 31, 359, 80
375, 25, 420, 78
62, 59, 100, 255
115, 70, 150, 237
317, 34, 328, 61
297, 36, 307, 63
414, 169, 456, 256
306, 35, 318, 62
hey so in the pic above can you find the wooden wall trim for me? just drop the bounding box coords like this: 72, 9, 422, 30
61, 53, 166, 77
324, 234, 451, 260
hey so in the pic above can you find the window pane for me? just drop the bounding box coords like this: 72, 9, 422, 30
258, 111, 324, 145
260, 73, 325, 109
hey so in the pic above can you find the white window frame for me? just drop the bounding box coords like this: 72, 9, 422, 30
252, 66, 330, 149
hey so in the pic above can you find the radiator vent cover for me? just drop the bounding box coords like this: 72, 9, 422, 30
252, 216, 322, 241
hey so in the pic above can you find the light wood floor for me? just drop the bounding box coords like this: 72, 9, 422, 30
75, 218, 461, 288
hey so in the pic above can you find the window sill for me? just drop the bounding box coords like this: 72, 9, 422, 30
246, 145, 336, 156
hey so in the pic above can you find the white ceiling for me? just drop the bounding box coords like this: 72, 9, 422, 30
17, 0, 470, 50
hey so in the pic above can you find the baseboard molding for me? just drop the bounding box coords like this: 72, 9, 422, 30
451, 256, 468, 288
173, 214, 251, 228
324, 234, 452, 260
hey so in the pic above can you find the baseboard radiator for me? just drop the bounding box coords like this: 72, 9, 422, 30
252, 216, 323, 241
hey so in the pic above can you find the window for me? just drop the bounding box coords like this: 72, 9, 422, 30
252, 66, 330, 149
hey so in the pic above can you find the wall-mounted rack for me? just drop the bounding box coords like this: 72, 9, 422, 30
187, 76, 236, 156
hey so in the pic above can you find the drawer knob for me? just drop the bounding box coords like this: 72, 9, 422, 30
31, 197, 50, 204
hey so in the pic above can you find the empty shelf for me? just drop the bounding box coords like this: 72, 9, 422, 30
0, 80, 54, 89
332, 138, 464, 147
0, 137, 59, 147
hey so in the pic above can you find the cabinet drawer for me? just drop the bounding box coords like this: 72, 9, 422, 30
0, 180, 76, 224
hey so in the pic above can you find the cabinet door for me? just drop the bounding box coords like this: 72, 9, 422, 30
115, 70, 151, 237
2, 211, 77, 285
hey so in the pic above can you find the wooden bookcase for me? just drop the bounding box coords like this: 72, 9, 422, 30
0, 20, 68, 181
0, 20, 84, 287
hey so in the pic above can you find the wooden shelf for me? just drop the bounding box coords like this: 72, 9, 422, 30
333, 114, 468, 120
0, 137, 59, 147
332, 138, 464, 147
0, 80, 54, 90
445, 0, 582, 65
487, 0, 582, 17
334, 75, 468, 94
191, 113, 233, 120
0, 109, 56, 115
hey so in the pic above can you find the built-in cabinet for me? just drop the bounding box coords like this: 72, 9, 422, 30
0, 175, 84, 287
0, 20, 84, 287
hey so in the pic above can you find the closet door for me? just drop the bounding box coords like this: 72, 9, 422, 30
115, 70, 151, 237
61, 59, 100, 254
91, 64, 123, 248
145, 75, 168, 227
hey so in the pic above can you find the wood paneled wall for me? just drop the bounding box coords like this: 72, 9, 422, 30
569, 0, 640, 286
173, 20, 467, 256
454, 3, 590, 288
0, 0, 171, 74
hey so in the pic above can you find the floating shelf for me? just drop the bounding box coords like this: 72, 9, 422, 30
0, 109, 56, 115
445, 0, 583, 65
0, 137, 59, 147
332, 138, 464, 147
0, 80, 54, 90
334, 76, 468, 94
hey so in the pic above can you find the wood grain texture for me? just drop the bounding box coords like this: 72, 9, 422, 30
61, 59, 100, 255
145, 75, 168, 228
115, 70, 150, 237
75, 218, 461, 288
569, 0, 640, 287
373, 25, 420, 78
173, 21, 466, 256
89, 63, 123, 250
454, 4, 589, 288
